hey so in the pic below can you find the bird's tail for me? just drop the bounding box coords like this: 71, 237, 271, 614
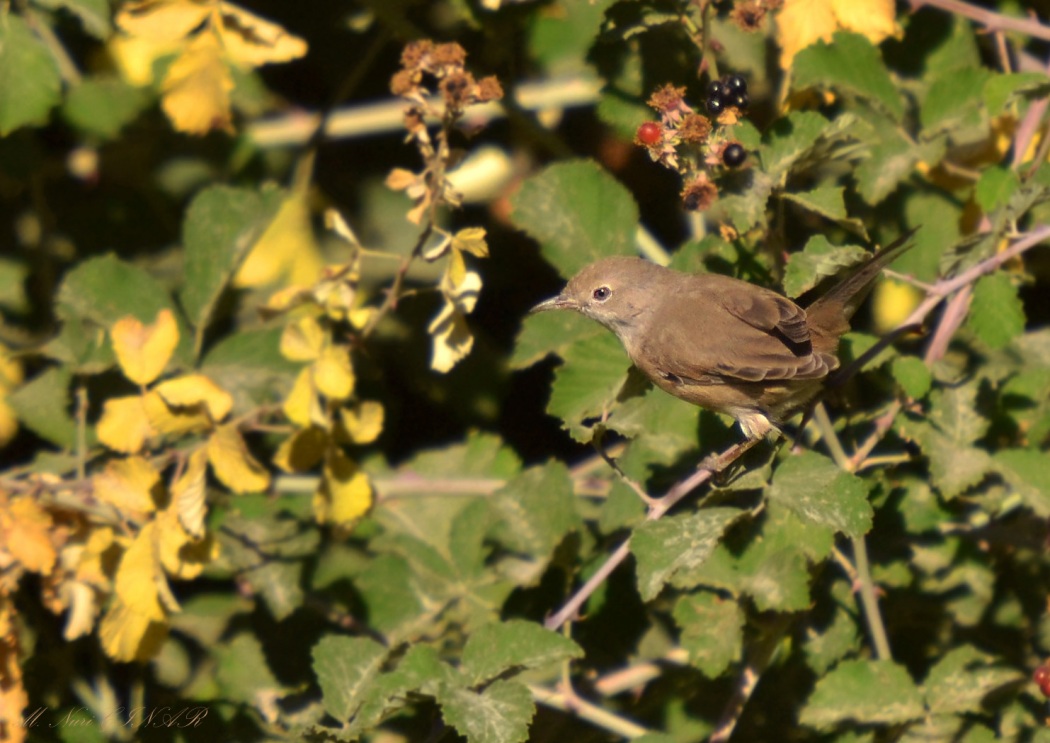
806, 227, 920, 338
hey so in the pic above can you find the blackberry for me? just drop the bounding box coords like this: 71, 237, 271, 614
724, 74, 747, 94
707, 80, 726, 101
731, 91, 749, 110
723, 143, 746, 168
707, 96, 726, 115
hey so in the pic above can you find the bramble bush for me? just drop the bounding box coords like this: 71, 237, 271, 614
1, 0, 1050, 741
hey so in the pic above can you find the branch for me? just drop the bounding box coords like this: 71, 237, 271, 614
528, 684, 650, 739
907, 0, 1050, 42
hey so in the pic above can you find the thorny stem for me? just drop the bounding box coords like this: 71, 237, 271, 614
907, 0, 1050, 42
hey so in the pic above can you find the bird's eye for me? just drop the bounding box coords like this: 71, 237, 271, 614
592, 286, 611, 301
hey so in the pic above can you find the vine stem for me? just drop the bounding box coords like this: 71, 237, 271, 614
907, 0, 1050, 42
528, 684, 650, 738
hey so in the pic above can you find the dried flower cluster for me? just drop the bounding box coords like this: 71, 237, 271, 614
729, 0, 783, 32
635, 83, 749, 212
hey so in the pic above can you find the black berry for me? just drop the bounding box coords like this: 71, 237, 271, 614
707, 96, 725, 115
731, 91, 750, 110
725, 75, 747, 94
707, 81, 726, 101
723, 143, 746, 167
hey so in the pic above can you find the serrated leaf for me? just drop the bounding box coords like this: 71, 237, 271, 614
801, 660, 924, 728
891, 356, 932, 399
547, 331, 630, 442
681, 504, 832, 611
762, 111, 853, 180
791, 33, 903, 120
491, 463, 580, 571
461, 620, 583, 686
802, 598, 861, 675
783, 235, 868, 298
921, 67, 991, 134
967, 273, 1025, 350
672, 592, 743, 678
605, 386, 699, 464
436, 679, 535, 743
0, 14, 62, 135
632, 508, 745, 601
509, 159, 638, 278
993, 448, 1050, 517
313, 635, 388, 722
352, 554, 427, 644
854, 135, 930, 206
974, 166, 1021, 214
769, 452, 873, 538
510, 309, 602, 370
215, 633, 285, 704
63, 76, 148, 138
923, 645, 1023, 715
180, 185, 284, 355
983, 71, 1050, 115
6, 366, 78, 449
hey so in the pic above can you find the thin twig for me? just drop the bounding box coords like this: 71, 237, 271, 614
907, 0, 1050, 42
528, 684, 650, 739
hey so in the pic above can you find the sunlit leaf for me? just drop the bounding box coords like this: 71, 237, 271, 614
161, 31, 234, 134
110, 309, 180, 386
338, 400, 385, 445
92, 456, 160, 515
97, 395, 155, 454
171, 448, 208, 539
0, 495, 57, 575
207, 424, 270, 494
154, 373, 234, 422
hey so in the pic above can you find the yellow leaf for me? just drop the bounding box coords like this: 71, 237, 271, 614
280, 315, 325, 362
315, 448, 372, 527
92, 456, 160, 515
0, 495, 56, 575
143, 389, 213, 437
156, 505, 218, 580
871, 279, 924, 335
0, 600, 29, 743
110, 309, 179, 386
115, 0, 212, 42
261, 284, 312, 317
114, 522, 166, 620
99, 598, 169, 662
446, 248, 467, 290
161, 30, 234, 134
273, 426, 327, 473
97, 395, 155, 453
0, 346, 24, 389
338, 401, 384, 445
154, 373, 233, 421
427, 300, 474, 374
172, 449, 208, 539
109, 34, 181, 86
313, 346, 355, 400
74, 527, 116, 588
831, 0, 900, 46
207, 424, 270, 493
452, 227, 489, 257
216, 2, 308, 67
282, 367, 319, 427
61, 581, 98, 641
235, 191, 324, 288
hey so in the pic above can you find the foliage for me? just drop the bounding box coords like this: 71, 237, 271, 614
1, 0, 1050, 742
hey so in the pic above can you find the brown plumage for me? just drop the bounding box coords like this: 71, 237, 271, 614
531, 232, 915, 439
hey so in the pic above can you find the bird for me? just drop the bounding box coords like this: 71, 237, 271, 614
530, 232, 916, 440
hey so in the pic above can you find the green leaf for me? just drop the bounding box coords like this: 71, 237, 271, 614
900, 192, 960, 281
509, 159, 639, 278
922, 645, 1023, 715
993, 448, 1050, 517
921, 67, 991, 134
491, 463, 581, 560
215, 633, 285, 705
802, 593, 860, 675
895, 479, 951, 534
6, 366, 79, 449
791, 33, 904, 120
983, 71, 1050, 115
891, 356, 932, 399
349, 554, 426, 644
769, 452, 873, 538
967, 273, 1025, 350
605, 386, 700, 464
681, 504, 832, 611
974, 165, 1021, 214
510, 310, 602, 370
348, 645, 458, 735
672, 592, 743, 677
854, 134, 939, 206
63, 76, 148, 139
546, 330, 630, 442
528, 0, 611, 75
781, 185, 846, 220
782, 235, 868, 298
179, 184, 283, 355
632, 508, 744, 601
312, 635, 388, 722
0, 14, 61, 135
800, 659, 924, 728
436, 679, 535, 743
461, 619, 583, 686
762, 111, 833, 179
32, 0, 112, 38
200, 328, 299, 414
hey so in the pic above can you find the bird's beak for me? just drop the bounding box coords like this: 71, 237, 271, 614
529, 293, 576, 314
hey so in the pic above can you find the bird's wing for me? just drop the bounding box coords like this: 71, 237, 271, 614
637, 276, 833, 385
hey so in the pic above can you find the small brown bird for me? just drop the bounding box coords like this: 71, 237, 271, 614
531, 233, 915, 439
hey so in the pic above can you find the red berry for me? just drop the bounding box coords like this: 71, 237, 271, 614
1035, 665, 1050, 687
636, 122, 662, 146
